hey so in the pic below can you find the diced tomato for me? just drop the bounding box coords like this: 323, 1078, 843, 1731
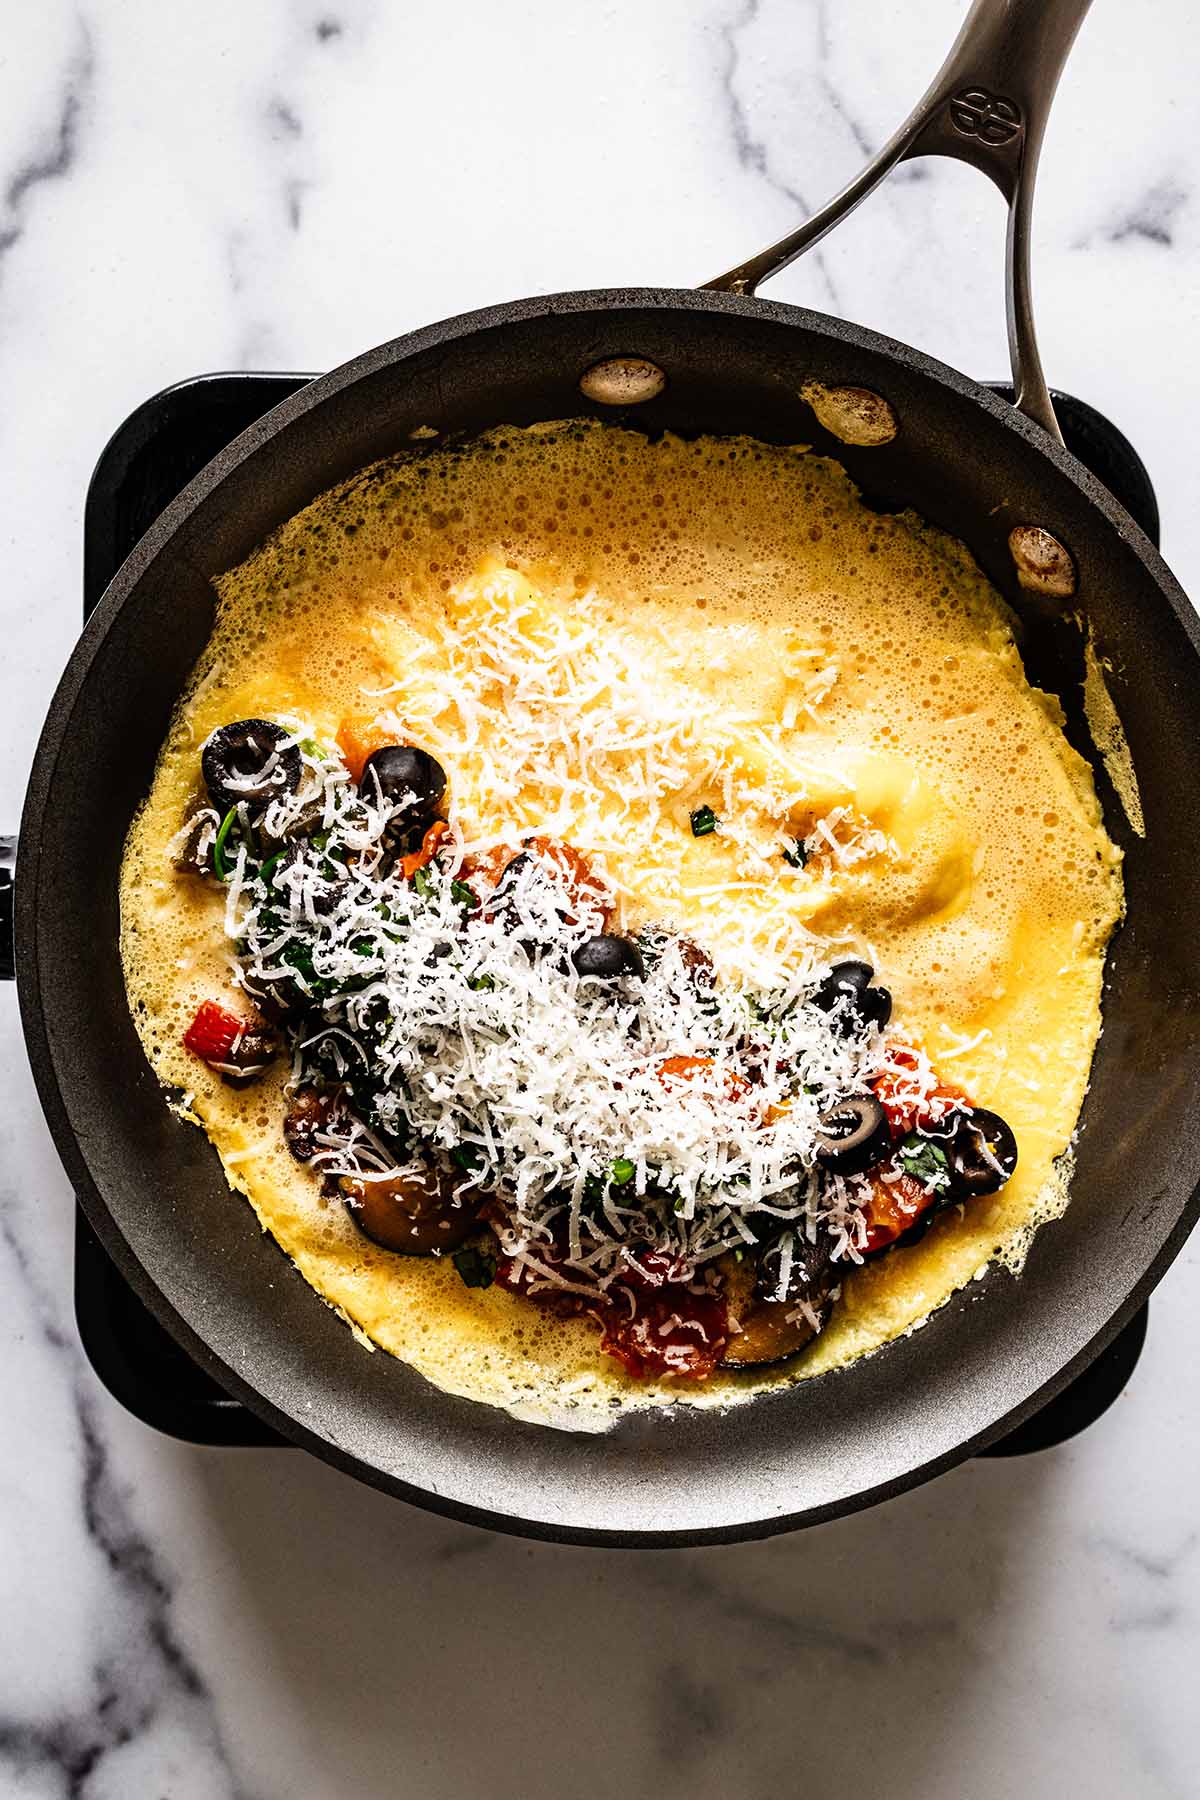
336, 714, 397, 784
599, 1286, 730, 1382
872, 1045, 970, 1136
183, 1000, 249, 1066
493, 1246, 728, 1381
522, 836, 613, 926
459, 844, 520, 894
619, 1248, 689, 1290
656, 1054, 750, 1103
462, 836, 613, 926
859, 1170, 935, 1255
400, 819, 451, 881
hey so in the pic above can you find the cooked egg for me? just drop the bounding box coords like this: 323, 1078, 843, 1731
119, 421, 1123, 1424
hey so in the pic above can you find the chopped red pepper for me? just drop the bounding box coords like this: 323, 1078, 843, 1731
872, 1045, 971, 1136
335, 714, 396, 784
656, 1054, 750, 1103
400, 819, 451, 881
183, 1000, 250, 1066
619, 1248, 689, 1291
522, 836, 613, 926
859, 1170, 936, 1255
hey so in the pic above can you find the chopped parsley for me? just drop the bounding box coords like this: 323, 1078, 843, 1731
898, 1134, 951, 1187
450, 878, 479, 910
609, 1157, 636, 1186
689, 804, 719, 838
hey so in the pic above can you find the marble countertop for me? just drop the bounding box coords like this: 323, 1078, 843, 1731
3, 2, 1200, 1794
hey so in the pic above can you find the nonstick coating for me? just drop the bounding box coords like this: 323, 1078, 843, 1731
18, 290, 1200, 1544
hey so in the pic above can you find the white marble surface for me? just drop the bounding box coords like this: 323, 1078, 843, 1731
3, 2, 1200, 1794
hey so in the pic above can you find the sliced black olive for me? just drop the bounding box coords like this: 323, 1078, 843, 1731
341, 1164, 480, 1254
572, 933, 646, 980
360, 745, 446, 817
812, 1093, 891, 1174
944, 1107, 1018, 1199
202, 720, 302, 813
811, 960, 892, 1034
816, 958, 873, 998
855, 984, 893, 1030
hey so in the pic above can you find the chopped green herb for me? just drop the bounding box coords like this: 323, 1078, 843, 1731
689, 804, 719, 838
609, 1157, 636, 1187
898, 1134, 950, 1186
782, 838, 809, 869
412, 866, 436, 899
468, 973, 496, 992
452, 1245, 497, 1289
298, 736, 327, 759
450, 879, 479, 910
211, 807, 239, 881
259, 850, 284, 883
450, 1142, 485, 1173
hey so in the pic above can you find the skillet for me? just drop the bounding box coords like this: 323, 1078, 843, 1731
8, 0, 1200, 1544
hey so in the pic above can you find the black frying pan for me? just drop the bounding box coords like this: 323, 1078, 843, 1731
8, 0, 1200, 1545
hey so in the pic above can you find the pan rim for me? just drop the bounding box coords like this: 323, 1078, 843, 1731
17, 285, 1200, 1544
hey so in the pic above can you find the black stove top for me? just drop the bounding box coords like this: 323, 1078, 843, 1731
78, 372, 1158, 1454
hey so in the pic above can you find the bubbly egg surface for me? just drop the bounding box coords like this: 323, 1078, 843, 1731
120, 422, 1123, 1424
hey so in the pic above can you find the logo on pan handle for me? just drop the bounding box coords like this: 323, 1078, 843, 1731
949, 87, 1022, 145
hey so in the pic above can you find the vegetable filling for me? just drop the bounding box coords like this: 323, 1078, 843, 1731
176, 719, 1018, 1381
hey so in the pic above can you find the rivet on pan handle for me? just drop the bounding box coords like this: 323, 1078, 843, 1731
703, 0, 1095, 445
0, 836, 14, 982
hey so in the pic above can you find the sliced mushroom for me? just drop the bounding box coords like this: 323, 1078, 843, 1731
341, 1163, 480, 1254
720, 1299, 827, 1369
283, 1088, 340, 1162
216, 1028, 280, 1088
755, 1228, 836, 1306
718, 1241, 836, 1369
172, 806, 219, 876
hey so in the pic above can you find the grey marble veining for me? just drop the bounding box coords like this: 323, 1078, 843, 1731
3, 2, 1200, 1795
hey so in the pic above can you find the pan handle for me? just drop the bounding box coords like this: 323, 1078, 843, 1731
703, 0, 1093, 444
0, 836, 14, 981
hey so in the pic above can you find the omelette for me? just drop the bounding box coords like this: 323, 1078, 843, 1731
119, 421, 1124, 1425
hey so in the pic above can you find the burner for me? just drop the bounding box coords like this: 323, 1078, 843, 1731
77, 373, 1156, 1451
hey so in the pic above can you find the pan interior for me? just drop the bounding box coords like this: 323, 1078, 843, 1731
120, 414, 1119, 1426
22, 293, 1200, 1539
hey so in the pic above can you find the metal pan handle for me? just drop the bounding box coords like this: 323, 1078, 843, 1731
0, 836, 14, 981
704, 0, 1093, 444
